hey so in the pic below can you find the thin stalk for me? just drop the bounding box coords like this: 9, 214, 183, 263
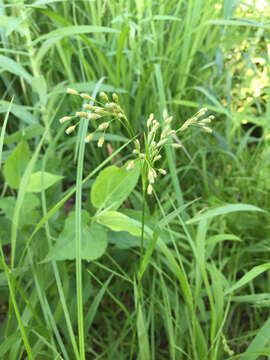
74, 79, 104, 359
0, 245, 34, 360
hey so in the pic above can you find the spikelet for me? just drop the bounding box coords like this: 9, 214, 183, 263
126, 160, 135, 171
99, 92, 108, 102
59, 116, 71, 123
80, 93, 94, 101
85, 133, 94, 143
98, 122, 109, 131
65, 125, 76, 135
147, 184, 153, 195
67, 88, 78, 95
97, 136, 104, 148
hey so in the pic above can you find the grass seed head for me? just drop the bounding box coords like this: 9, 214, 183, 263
65, 125, 76, 135
59, 116, 72, 123
89, 113, 102, 120
80, 93, 94, 101
85, 133, 94, 142
98, 122, 109, 131
158, 168, 167, 175
83, 104, 96, 111
99, 91, 108, 102
172, 143, 182, 148
147, 184, 153, 195
76, 111, 89, 118
67, 88, 79, 95
112, 93, 118, 102
126, 160, 135, 171
98, 136, 105, 147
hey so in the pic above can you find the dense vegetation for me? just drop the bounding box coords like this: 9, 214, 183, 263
0, 1, 269, 359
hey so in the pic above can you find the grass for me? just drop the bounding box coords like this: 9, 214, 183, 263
0, 0, 270, 359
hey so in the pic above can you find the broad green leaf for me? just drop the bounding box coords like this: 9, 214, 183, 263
186, 204, 264, 224
91, 161, 140, 211
108, 231, 141, 249
25, 171, 63, 192
97, 211, 141, 236
33, 25, 120, 45
0, 55, 33, 84
0, 194, 40, 232
45, 211, 107, 262
225, 263, 270, 295
3, 141, 31, 189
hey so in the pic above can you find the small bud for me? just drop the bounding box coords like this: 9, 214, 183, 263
154, 154, 162, 162
59, 116, 71, 123
118, 112, 124, 118
197, 107, 207, 117
76, 111, 89, 118
65, 125, 76, 135
139, 153, 145, 159
148, 168, 156, 184
147, 113, 154, 127
133, 149, 139, 154
105, 102, 120, 112
209, 115, 215, 120
100, 92, 109, 102
89, 113, 102, 120
163, 109, 168, 120
83, 104, 96, 111
80, 93, 94, 101
67, 88, 78, 95
112, 93, 118, 102
157, 139, 167, 147
147, 184, 153, 195
152, 122, 160, 131
98, 136, 104, 147
172, 143, 182, 148
85, 133, 94, 143
202, 126, 212, 133
134, 139, 140, 149
126, 160, 135, 171
165, 116, 173, 124
158, 168, 167, 175
95, 107, 107, 115
98, 122, 109, 131
161, 125, 170, 138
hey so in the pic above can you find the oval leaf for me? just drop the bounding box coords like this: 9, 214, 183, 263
91, 161, 140, 211
97, 210, 141, 236
3, 141, 31, 189
45, 211, 107, 262
26, 171, 63, 192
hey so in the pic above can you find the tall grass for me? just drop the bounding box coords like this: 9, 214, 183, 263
0, 0, 269, 359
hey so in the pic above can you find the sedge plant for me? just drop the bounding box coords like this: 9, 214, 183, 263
60, 88, 214, 358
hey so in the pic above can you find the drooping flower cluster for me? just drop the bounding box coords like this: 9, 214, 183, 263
178, 107, 214, 133
126, 110, 176, 195
59, 88, 126, 147
126, 108, 214, 195
59, 88, 214, 196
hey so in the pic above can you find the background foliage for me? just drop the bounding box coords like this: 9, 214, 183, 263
0, 0, 270, 359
